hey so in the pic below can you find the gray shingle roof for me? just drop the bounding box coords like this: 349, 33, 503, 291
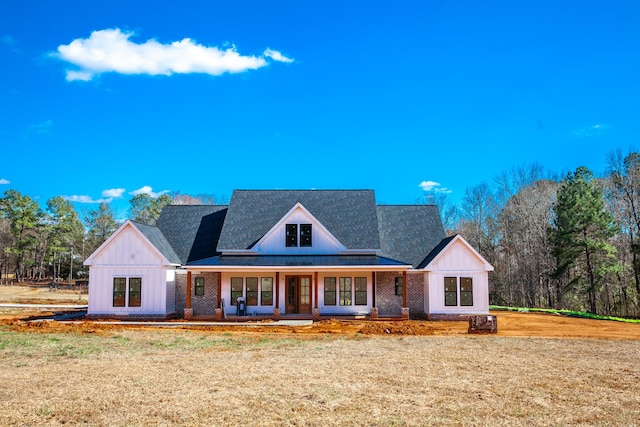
156, 205, 228, 263
132, 221, 182, 265
140, 193, 447, 268
217, 190, 381, 250
377, 205, 446, 267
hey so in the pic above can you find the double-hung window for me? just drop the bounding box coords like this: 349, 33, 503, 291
286, 224, 298, 247
231, 277, 243, 305
261, 277, 273, 305
444, 277, 473, 307
300, 224, 312, 247
246, 277, 259, 306
354, 277, 367, 305
460, 277, 473, 306
324, 277, 336, 305
113, 278, 127, 307
444, 277, 458, 306
285, 223, 313, 247
195, 277, 205, 296
113, 277, 142, 307
339, 277, 352, 306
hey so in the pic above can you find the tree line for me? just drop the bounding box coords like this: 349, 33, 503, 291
1, 152, 639, 318
0, 191, 217, 284
426, 149, 638, 318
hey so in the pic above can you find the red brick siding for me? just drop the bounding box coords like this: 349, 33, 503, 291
375, 272, 424, 318
176, 272, 219, 316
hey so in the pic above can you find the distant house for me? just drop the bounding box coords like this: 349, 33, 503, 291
84, 190, 493, 320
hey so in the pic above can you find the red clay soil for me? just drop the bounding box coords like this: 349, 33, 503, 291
1, 310, 638, 339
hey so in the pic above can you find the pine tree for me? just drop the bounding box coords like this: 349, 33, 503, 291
549, 167, 619, 313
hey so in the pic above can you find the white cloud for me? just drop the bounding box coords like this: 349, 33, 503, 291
263, 48, 294, 63
419, 180, 440, 191
102, 188, 125, 198
418, 180, 451, 194
573, 123, 611, 138
28, 120, 54, 135
62, 195, 112, 204
129, 186, 170, 198
65, 70, 93, 82
55, 28, 292, 81
0, 178, 10, 185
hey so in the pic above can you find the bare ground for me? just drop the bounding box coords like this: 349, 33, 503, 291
1, 285, 639, 426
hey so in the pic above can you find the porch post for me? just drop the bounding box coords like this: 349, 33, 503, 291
401, 270, 409, 319
273, 272, 281, 319
312, 271, 320, 321
371, 271, 376, 308
214, 271, 223, 321
184, 270, 193, 320
314, 271, 318, 308
370, 271, 378, 319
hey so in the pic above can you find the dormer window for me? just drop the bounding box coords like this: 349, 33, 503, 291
285, 223, 312, 247
286, 224, 298, 247
300, 224, 312, 247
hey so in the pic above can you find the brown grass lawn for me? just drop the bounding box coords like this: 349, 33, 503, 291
0, 285, 639, 426
0, 283, 87, 305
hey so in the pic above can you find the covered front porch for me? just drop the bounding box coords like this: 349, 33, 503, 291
178, 255, 414, 321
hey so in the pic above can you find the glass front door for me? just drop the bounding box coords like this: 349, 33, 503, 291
285, 275, 312, 314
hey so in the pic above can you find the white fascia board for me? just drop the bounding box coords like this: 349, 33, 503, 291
422, 234, 494, 272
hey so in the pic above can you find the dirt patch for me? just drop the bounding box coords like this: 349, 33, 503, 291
1, 310, 637, 339
2, 284, 637, 340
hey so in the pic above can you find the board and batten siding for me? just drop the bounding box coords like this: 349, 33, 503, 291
87, 224, 171, 316
425, 238, 490, 315
254, 208, 343, 255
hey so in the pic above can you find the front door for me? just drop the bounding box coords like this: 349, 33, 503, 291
285, 275, 312, 314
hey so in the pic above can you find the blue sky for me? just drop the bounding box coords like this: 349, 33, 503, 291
1, 1, 638, 218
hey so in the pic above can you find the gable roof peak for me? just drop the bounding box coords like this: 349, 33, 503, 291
218, 189, 380, 250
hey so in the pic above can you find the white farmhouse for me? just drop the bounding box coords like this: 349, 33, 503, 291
84, 190, 493, 320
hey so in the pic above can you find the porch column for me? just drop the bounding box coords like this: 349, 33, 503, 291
371, 272, 376, 308
184, 270, 193, 320
217, 272, 222, 308
370, 271, 378, 319
312, 271, 320, 321
401, 270, 409, 320
214, 271, 223, 321
273, 272, 281, 319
